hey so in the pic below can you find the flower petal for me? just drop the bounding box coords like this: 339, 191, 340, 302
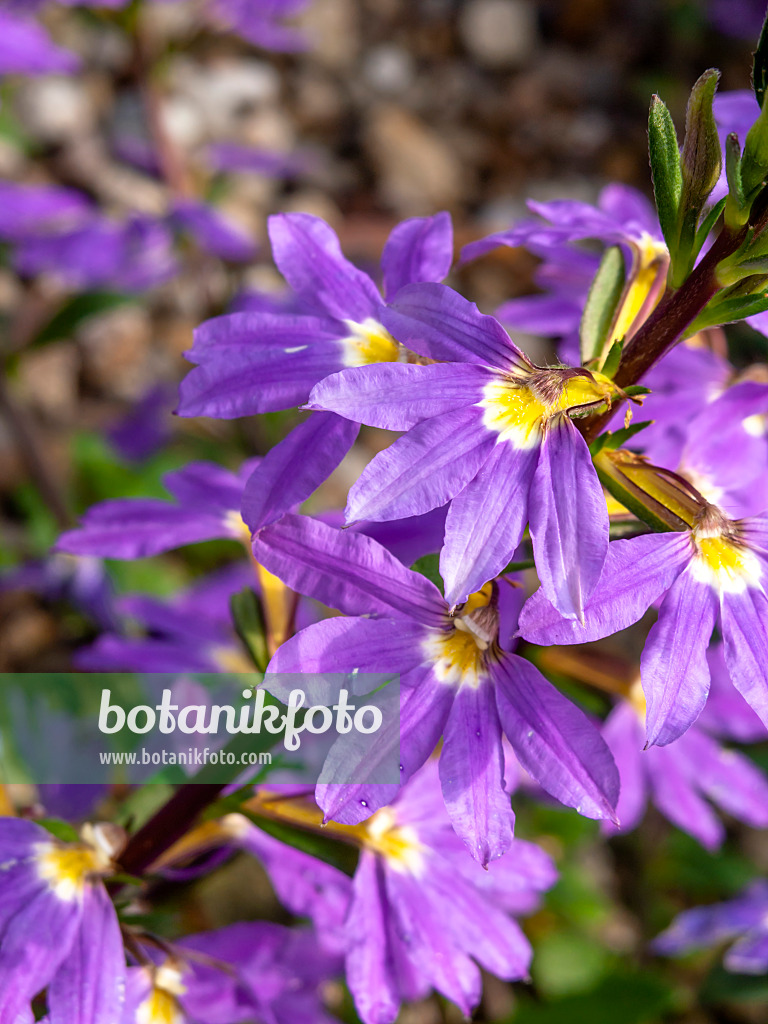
529, 417, 608, 621
307, 362, 491, 431
346, 406, 495, 523
269, 213, 381, 322
441, 441, 537, 607
382, 212, 453, 300
721, 586, 768, 729
48, 885, 125, 1024
493, 654, 619, 820
380, 282, 527, 370
642, 567, 717, 747
242, 413, 359, 533
254, 514, 446, 624
438, 681, 515, 866
518, 532, 692, 645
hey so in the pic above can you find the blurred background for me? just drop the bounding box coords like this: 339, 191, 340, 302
2, 3, 768, 1021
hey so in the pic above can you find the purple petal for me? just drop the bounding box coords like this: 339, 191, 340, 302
441, 441, 537, 607
346, 406, 495, 523
0, 887, 82, 1022
162, 460, 253, 511
518, 532, 693, 645
48, 885, 125, 1024
55, 501, 232, 559
642, 567, 717, 747
307, 362, 491, 431
529, 417, 608, 621
177, 345, 344, 418
438, 681, 514, 866
345, 854, 402, 1024
721, 587, 768, 730
493, 654, 619, 820
380, 283, 527, 371
253, 514, 446, 624
317, 663, 454, 824
268, 213, 381, 322
381, 212, 453, 300
355, 506, 447, 566
242, 413, 359, 533
725, 930, 768, 974
654, 883, 768, 955
0, 11, 79, 75
600, 704, 647, 835
171, 199, 257, 262
189, 311, 342, 361
675, 729, 768, 830
645, 744, 724, 850
267, 615, 428, 674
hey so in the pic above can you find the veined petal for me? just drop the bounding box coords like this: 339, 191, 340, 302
600, 704, 647, 836
254, 514, 446, 624
721, 586, 768, 729
317, 663, 454, 825
382, 212, 453, 300
177, 345, 344, 418
492, 654, 619, 820
0, 886, 82, 1022
518, 532, 693, 645
268, 213, 381, 322
380, 282, 528, 371
189, 311, 342, 361
438, 681, 514, 866
642, 567, 718, 747
674, 730, 768, 830
242, 413, 359, 533
55, 502, 232, 559
529, 417, 609, 621
48, 885, 125, 1024
441, 441, 537, 607
307, 363, 492, 431
645, 744, 724, 850
346, 406, 495, 524
267, 616, 427, 674
161, 460, 255, 512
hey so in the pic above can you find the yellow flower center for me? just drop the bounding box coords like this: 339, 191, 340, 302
137, 965, 187, 1024
363, 807, 426, 875
425, 582, 496, 687
691, 534, 762, 594
480, 369, 617, 447
35, 824, 117, 901
341, 318, 400, 367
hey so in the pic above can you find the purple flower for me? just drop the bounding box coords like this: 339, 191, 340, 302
222, 761, 556, 1024
654, 880, 768, 974
0, 182, 90, 243
256, 513, 619, 865
602, 697, 768, 851
122, 923, 338, 1024
171, 199, 258, 263
520, 504, 768, 747
209, 0, 312, 51
75, 563, 255, 674
177, 211, 453, 420
308, 285, 619, 617
107, 384, 174, 464
0, 553, 116, 629
0, 8, 79, 75
55, 460, 259, 560
0, 818, 125, 1023
14, 213, 178, 292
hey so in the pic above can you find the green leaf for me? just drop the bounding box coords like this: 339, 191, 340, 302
410, 553, 444, 594
725, 133, 745, 210
589, 420, 652, 456
510, 973, 676, 1024
245, 816, 358, 876
753, 3, 768, 109
600, 339, 623, 379
579, 246, 626, 365
32, 292, 135, 347
688, 290, 768, 332
37, 818, 81, 843
648, 95, 682, 256
230, 587, 270, 672
741, 90, 768, 196
694, 195, 727, 252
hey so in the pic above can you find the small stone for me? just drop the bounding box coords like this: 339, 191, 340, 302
16, 77, 96, 143
363, 45, 415, 96
459, 0, 538, 69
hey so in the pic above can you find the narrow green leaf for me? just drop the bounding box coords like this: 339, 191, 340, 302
648, 95, 682, 254
688, 290, 768, 332
600, 339, 623, 379
37, 818, 81, 843
579, 246, 626, 365
589, 421, 652, 456
725, 132, 745, 209
694, 195, 727, 252
741, 90, 768, 195
246, 816, 358, 876
753, 4, 768, 109
230, 587, 270, 672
